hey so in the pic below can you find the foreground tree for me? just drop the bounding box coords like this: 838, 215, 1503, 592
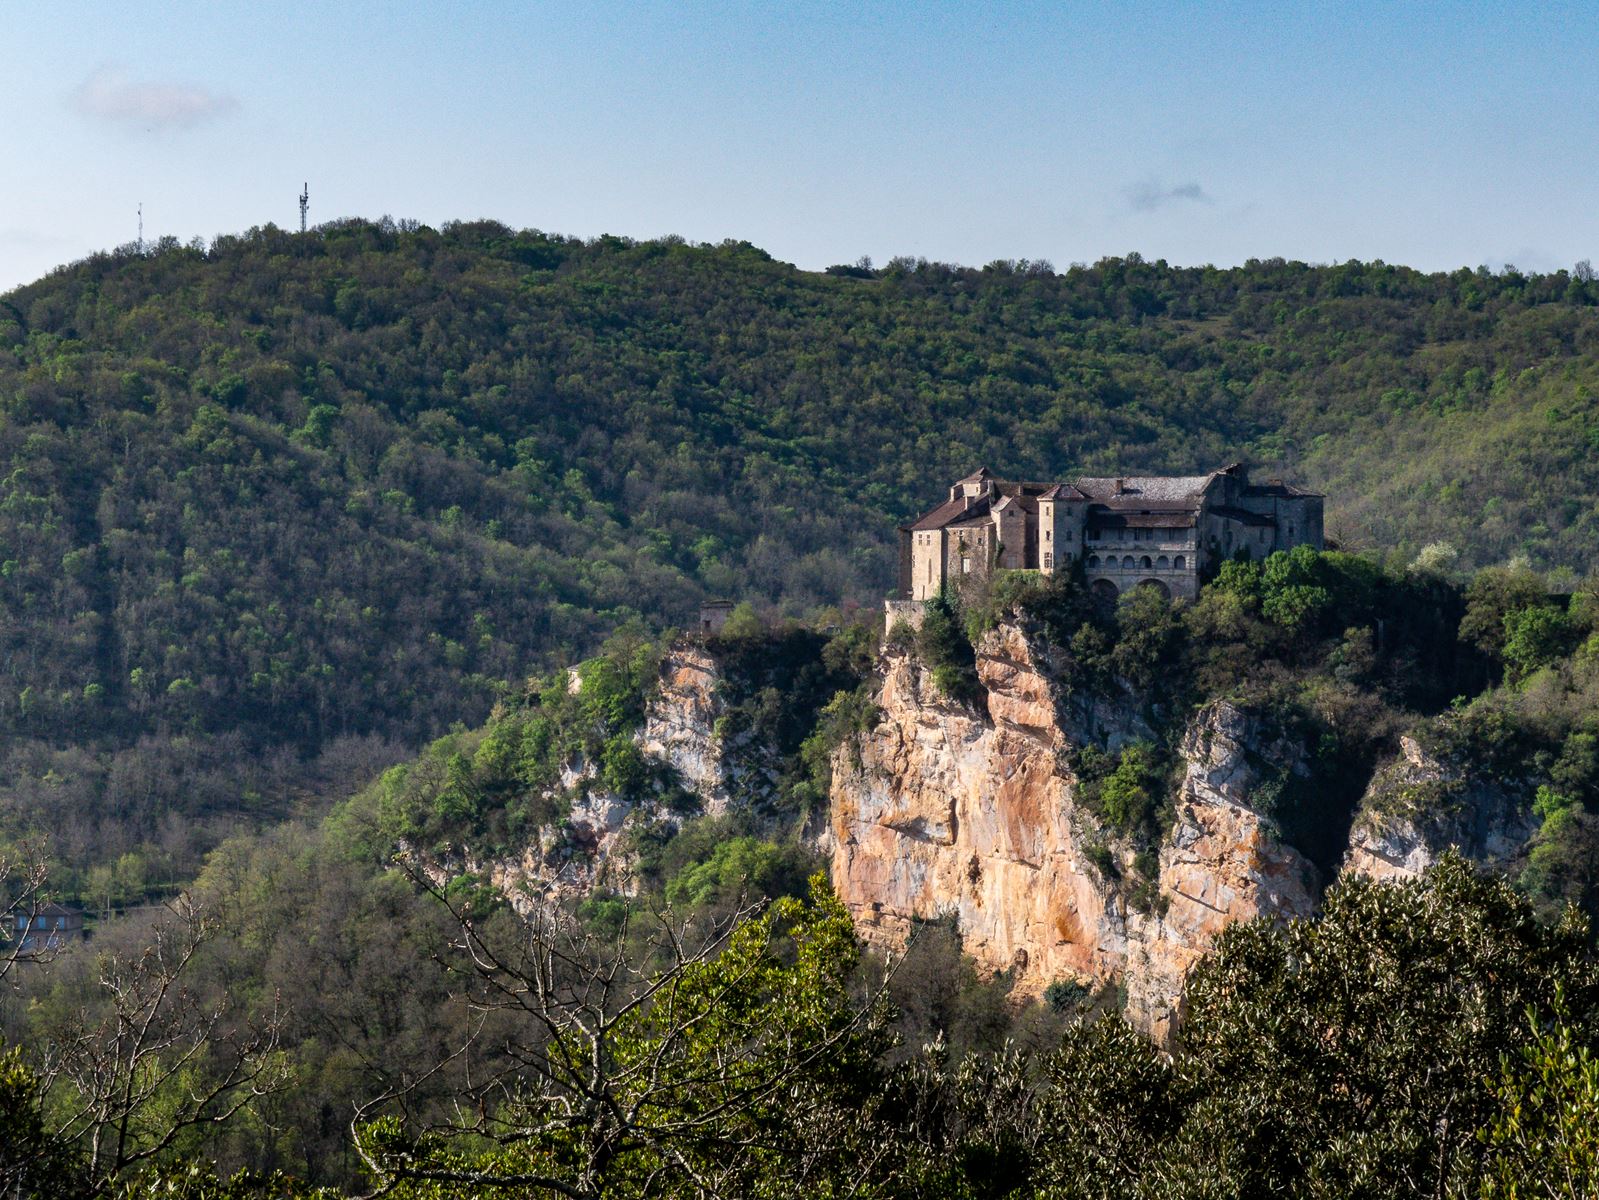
28, 897, 289, 1196
1478, 1004, 1599, 1200
1030, 854, 1599, 1200
354, 872, 894, 1199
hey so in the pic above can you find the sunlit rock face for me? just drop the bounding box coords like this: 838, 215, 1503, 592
1340, 734, 1534, 884
640, 645, 732, 815
828, 620, 1317, 1041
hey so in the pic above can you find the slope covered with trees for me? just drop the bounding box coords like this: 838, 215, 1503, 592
6, 219, 1599, 875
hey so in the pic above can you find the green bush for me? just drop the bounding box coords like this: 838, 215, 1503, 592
663, 835, 814, 909
1091, 743, 1162, 834
918, 591, 983, 705
1503, 604, 1577, 682
1044, 978, 1090, 1013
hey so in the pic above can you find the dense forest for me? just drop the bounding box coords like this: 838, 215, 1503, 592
7, 222, 1599, 879
6, 223, 1599, 1195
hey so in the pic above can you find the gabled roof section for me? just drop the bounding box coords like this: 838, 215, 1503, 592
955, 466, 994, 484
993, 493, 1040, 514
910, 495, 992, 531
1040, 483, 1089, 501
1073, 474, 1214, 503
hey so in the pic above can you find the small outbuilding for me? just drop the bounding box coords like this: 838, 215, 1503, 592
697, 600, 736, 637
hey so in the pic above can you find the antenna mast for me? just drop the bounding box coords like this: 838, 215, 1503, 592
137, 202, 143, 253
299, 182, 309, 234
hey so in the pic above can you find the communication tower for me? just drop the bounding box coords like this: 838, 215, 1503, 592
137, 203, 143, 253
299, 182, 309, 234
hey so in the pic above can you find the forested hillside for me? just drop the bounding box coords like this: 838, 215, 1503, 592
6, 219, 1599, 875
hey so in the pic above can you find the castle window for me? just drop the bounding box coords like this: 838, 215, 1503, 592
1043, 552, 1054, 570
1157, 555, 1169, 569
1140, 555, 1152, 569
1122, 555, 1135, 569
1088, 555, 1100, 568
961, 557, 971, 574
1045, 529, 1052, 542
1066, 530, 1074, 542
1174, 555, 1186, 570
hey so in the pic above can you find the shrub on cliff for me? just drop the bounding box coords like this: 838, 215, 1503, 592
372, 628, 666, 850
918, 591, 983, 705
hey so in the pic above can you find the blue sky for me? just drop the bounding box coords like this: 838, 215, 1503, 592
4, 1, 1598, 293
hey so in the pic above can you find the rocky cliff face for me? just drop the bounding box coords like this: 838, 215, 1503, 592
418, 646, 746, 912
827, 621, 1318, 1040
639, 645, 734, 815
1340, 733, 1535, 884
439, 626, 1534, 1039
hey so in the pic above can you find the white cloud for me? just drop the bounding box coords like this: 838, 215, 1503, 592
70, 65, 238, 130
1125, 179, 1212, 214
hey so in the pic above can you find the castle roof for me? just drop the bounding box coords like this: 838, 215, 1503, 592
1073, 474, 1214, 503
907, 465, 1317, 532
909, 495, 991, 531
1243, 479, 1321, 498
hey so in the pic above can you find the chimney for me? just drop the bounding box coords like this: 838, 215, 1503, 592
1114, 478, 1125, 495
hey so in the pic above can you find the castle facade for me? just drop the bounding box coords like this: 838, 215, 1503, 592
897, 464, 1323, 604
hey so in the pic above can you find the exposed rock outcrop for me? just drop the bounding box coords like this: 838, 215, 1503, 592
434, 624, 1538, 1041
640, 645, 732, 815
1340, 734, 1535, 883
828, 621, 1318, 1041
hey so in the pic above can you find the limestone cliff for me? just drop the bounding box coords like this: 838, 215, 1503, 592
1340, 733, 1535, 884
638, 644, 734, 815
828, 621, 1318, 1040
430, 624, 1534, 1039
417, 645, 744, 911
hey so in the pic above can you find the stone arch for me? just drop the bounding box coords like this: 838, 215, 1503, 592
1121, 555, 1135, 569
1156, 555, 1169, 569
1139, 555, 1152, 569
1173, 554, 1186, 570
1091, 578, 1119, 604
1087, 554, 1100, 568
1136, 578, 1171, 599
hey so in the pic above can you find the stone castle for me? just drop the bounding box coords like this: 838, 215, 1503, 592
896, 463, 1323, 604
